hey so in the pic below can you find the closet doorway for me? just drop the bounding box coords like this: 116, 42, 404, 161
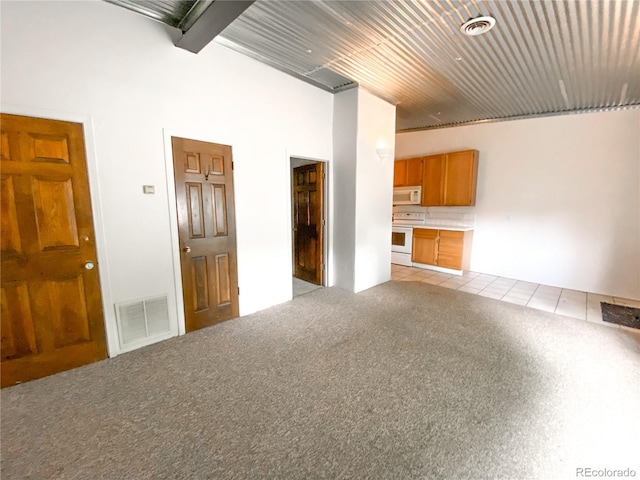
291, 158, 326, 297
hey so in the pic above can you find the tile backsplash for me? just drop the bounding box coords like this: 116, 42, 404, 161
393, 205, 476, 228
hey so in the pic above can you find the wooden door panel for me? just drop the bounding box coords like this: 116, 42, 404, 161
185, 152, 201, 173
191, 256, 210, 312
214, 253, 231, 306
1, 176, 22, 256
28, 133, 70, 164
1, 114, 107, 388
1, 282, 37, 360
309, 190, 318, 224
1, 132, 10, 161
31, 276, 91, 349
172, 137, 239, 332
210, 155, 224, 176
293, 163, 324, 285
32, 177, 79, 250
186, 183, 205, 238
211, 184, 228, 236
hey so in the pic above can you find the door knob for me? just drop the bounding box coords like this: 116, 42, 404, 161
183, 246, 191, 253
84, 261, 95, 270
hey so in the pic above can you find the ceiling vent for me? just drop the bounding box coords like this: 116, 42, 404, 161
460, 15, 496, 36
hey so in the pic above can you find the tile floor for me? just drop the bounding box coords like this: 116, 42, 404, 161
391, 264, 640, 332
293, 276, 323, 297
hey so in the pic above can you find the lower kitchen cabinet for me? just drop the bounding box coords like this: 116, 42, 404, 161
412, 228, 473, 272
412, 228, 438, 265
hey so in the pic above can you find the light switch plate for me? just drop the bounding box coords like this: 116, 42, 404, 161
143, 185, 155, 194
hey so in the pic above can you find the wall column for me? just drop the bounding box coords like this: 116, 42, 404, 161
332, 88, 396, 292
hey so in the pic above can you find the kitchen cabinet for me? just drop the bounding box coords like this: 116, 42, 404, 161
412, 228, 473, 271
393, 157, 423, 187
421, 150, 478, 206
422, 154, 444, 205
412, 228, 438, 265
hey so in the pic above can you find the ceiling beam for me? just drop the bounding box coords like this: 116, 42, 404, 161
175, 0, 255, 54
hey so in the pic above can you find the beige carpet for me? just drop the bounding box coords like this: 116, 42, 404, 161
2, 281, 639, 479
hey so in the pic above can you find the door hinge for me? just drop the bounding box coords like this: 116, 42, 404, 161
321, 263, 325, 270
237, 287, 240, 295
232, 161, 235, 170
322, 173, 326, 179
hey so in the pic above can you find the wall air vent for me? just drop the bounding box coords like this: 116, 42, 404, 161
115, 295, 170, 349
460, 15, 496, 36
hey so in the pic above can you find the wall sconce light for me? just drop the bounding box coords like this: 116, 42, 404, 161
376, 147, 393, 161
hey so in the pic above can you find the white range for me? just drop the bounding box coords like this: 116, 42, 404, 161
391, 212, 426, 266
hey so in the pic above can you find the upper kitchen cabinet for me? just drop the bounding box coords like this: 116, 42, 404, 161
422, 154, 444, 205
393, 157, 423, 187
421, 150, 478, 206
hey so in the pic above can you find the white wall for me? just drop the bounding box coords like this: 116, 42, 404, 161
396, 110, 640, 299
332, 88, 396, 293
353, 89, 396, 292
1, 0, 334, 355
332, 90, 358, 290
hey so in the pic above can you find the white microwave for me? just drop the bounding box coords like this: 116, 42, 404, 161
393, 186, 422, 205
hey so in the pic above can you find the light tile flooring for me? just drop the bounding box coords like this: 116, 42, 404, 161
293, 276, 323, 297
391, 264, 640, 332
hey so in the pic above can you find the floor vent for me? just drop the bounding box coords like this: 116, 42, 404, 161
115, 296, 170, 348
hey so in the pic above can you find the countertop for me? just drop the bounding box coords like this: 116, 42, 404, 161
392, 223, 474, 231
420, 224, 474, 231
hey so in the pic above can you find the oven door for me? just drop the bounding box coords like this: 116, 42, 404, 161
391, 226, 413, 254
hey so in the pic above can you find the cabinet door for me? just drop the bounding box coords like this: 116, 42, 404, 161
393, 160, 407, 187
405, 157, 423, 186
436, 230, 464, 269
443, 150, 478, 206
421, 154, 444, 206
412, 228, 438, 265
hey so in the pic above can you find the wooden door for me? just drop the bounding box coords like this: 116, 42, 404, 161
293, 163, 324, 285
1, 114, 107, 388
443, 150, 478, 206
412, 228, 438, 265
422, 154, 444, 206
172, 137, 239, 332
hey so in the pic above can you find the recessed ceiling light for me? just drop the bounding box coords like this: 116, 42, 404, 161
306, 49, 312, 54
460, 15, 496, 36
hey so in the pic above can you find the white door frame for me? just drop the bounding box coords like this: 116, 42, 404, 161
288, 155, 330, 289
